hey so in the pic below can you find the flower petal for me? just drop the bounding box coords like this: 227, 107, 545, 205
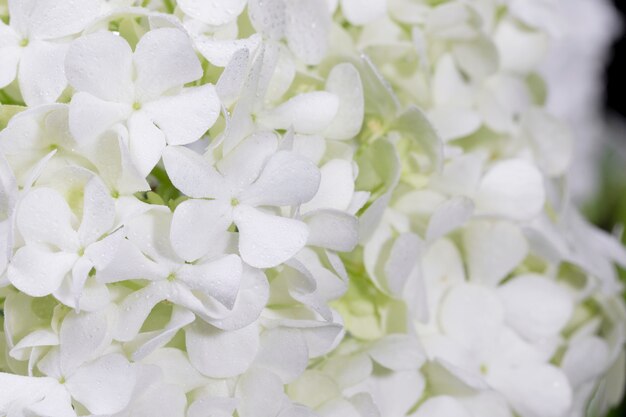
128, 111, 167, 177
301, 159, 355, 213
240, 150, 320, 207
178, 0, 247, 26
440, 283, 504, 353
116, 282, 169, 342
257, 92, 339, 134
426, 197, 474, 242
177, 254, 243, 310
234, 205, 308, 268
69, 92, 131, 144
0, 45, 20, 88
476, 159, 545, 221
236, 367, 286, 417
341, 0, 387, 25
143, 84, 220, 146
413, 396, 472, 417
487, 364, 572, 417
303, 209, 358, 252
78, 177, 115, 245
497, 274, 573, 342
134, 28, 202, 102
59, 309, 112, 376
27, 0, 102, 39
66, 354, 137, 415
255, 328, 309, 383
8, 245, 77, 297
18, 40, 68, 106
170, 199, 232, 262
65, 30, 134, 103
324, 63, 364, 140
284, 0, 331, 65
186, 320, 259, 378
463, 220, 528, 287
162, 145, 228, 199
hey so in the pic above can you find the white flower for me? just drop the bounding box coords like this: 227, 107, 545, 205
7, 175, 120, 310
64, 28, 220, 176
0, 0, 103, 105
163, 133, 321, 268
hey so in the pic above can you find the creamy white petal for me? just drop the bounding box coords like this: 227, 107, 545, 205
369, 334, 426, 371
170, 199, 232, 262
8, 245, 77, 297
0, 45, 20, 88
301, 159, 354, 213
18, 40, 68, 106
426, 197, 474, 242
177, 254, 243, 309
476, 159, 545, 221
284, 0, 331, 65
116, 282, 169, 342
248, 0, 286, 40
143, 84, 220, 146
66, 354, 137, 415
162, 145, 229, 199
234, 205, 308, 268
236, 367, 286, 417
255, 327, 309, 383
440, 283, 504, 353
78, 177, 115, 245
59, 309, 111, 376
134, 28, 202, 102
257, 92, 339, 134
413, 396, 472, 417
27, 0, 101, 40
186, 320, 259, 378
463, 220, 528, 286
498, 274, 573, 342
128, 111, 167, 177
65, 31, 134, 103
69, 92, 131, 144
324, 63, 364, 140
178, 0, 247, 26
488, 364, 573, 417
239, 150, 321, 207
303, 209, 358, 252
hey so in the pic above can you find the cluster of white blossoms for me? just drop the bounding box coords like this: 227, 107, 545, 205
0, 0, 625, 416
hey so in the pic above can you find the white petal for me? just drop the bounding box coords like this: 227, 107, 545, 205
170, 199, 232, 262
463, 220, 528, 286
78, 177, 115, 245
240, 151, 321, 207
301, 159, 354, 213
498, 274, 573, 342
476, 159, 545, 221
369, 334, 426, 371
142, 347, 207, 393
303, 209, 358, 252
130, 308, 196, 361
236, 367, 286, 417
440, 283, 504, 353
255, 328, 309, 383
9, 245, 77, 297
234, 205, 308, 268
143, 84, 220, 146
162, 145, 228, 199
413, 396, 472, 417
562, 336, 610, 388
129, 381, 187, 417
257, 91, 339, 134
199, 34, 261, 68
188, 397, 238, 417
426, 197, 474, 242
134, 28, 202, 102
248, 0, 286, 40
0, 45, 20, 88
27, 0, 101, 39
488, 364, 572, 417
17, 187, 79, 251
65, 31, 134, 103
186, 320, 259, 378
116, 282, 168, 341
521, 109, 572, 177
0, 374, 70, 415
384, 232, 422, 297
206, 266, 269, 331
324, 63, 364, 140
284, 0, 331, 65
66, 354, 137, 415
178, 0, 247, 26
59, 309, 111, 376
218, 131, 279, 193
18, 40, 68, 106
177, 255, 243, 310
69, 92, 131, 144
428, 107, 482, 142
216, 47, 250, 105
128, 112, 167, 176
96, 239, 165, 284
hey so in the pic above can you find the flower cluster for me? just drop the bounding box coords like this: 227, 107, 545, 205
0, 1, 624, 417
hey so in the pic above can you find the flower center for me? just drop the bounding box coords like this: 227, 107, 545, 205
230, 198, 239, 207
19, 38, 29, 47
133, 102, 142, 111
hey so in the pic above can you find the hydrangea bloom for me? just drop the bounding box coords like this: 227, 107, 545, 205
0, 1, 625, 417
